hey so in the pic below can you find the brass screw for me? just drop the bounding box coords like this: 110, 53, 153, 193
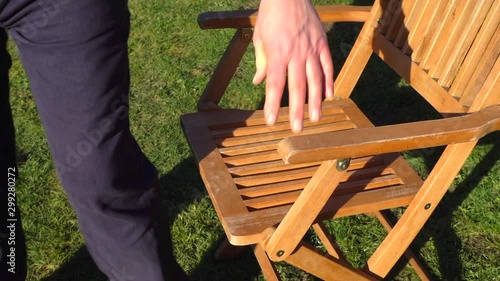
424, 203, 431, 210
276, 250, 285, 257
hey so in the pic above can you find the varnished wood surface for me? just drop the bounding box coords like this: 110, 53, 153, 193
279, 105, 500, 164
198, 5, 372, 29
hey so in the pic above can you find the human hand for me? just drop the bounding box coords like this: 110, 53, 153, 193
253, 0, 334, 133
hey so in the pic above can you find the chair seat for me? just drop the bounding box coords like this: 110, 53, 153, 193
182, 98, 424, 246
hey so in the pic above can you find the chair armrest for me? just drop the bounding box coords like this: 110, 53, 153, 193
198, 5, 372, 29
279, 105, 500, 164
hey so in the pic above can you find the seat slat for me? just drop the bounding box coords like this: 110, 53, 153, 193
217, 120, 355, 147
204, 100, 350, 130
229, 160, 321, 176
234, 166, 318, 187
223, 150, 282, 166
219, 139, 279, 156
224, 183, 422, 245
243, 174, 404, 210
239, 166, 397, 198
229, 155, 385, 176
211, 113, 348, 139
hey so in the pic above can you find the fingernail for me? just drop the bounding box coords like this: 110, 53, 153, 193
266, 113, 276, 125
292, 119, 302, 133
311, 109, 320, 122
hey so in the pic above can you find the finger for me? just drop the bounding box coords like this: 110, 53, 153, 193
319, 45, 334, 100
306, 55, 323, 123
253, 39, 267, 85
287, 56, 307, 133
264, 55, 286, 126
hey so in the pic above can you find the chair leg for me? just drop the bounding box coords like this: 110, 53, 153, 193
253, 243, 281, 281
214, 238, 247, 261
312, 222, 346, 260
374, 211, 433, 281
367, 142, 477, 278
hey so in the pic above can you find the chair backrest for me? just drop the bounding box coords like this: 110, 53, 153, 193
335, 0, 499, 114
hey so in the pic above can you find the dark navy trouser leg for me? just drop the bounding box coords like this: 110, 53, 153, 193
0, 1, 189, 280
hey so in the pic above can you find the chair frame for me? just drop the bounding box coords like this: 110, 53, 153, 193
182, 1, 500, 280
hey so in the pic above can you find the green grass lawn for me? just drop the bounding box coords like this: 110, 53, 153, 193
6, 0, 499, 280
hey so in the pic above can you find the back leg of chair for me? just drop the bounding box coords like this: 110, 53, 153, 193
253, 243, 281, 281
214, 238, 248, 261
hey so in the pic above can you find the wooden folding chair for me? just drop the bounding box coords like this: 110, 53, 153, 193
181, 1, 500, 280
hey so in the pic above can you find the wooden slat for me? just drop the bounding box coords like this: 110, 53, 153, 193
234, 166, 318, 187
382, 153, 423, 184
217, 120, 355, 147
219, 100, 371, 156
279, 105, 500, 164
419, 0, 462, 71
237, 156, 388, 198
219, 139, 279, 156
459, 27, 500, 108
438, 0, 494, 88
402, 0, 438, 56
239, 166, 397, 198
393, 0, 423, 48
229, 155, 385, 177
450, 1, 500, 98
468, 58, 500, 112
198, 6, 372, 29
244, 175, 403, 210
378, 0, 401, 35
372, 32, 466, 114
229, 160, 320, 177
427, 0, 479, 79
224, 150, 281, 166
211, 113, 348, 139
341, 101, 375, 128
384, 0, 408, 42
224, 183, 421, 245
203, 100, 351, 130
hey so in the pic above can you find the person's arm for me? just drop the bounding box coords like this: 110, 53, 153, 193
253, 0, 333, 133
